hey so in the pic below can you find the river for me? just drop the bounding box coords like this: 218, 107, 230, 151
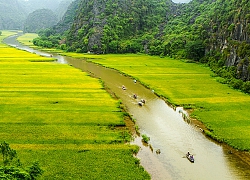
4, 33, 250, 180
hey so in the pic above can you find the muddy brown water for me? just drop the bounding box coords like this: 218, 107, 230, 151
4, 33, 250, 180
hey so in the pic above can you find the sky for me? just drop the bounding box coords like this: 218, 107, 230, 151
172, 0, 192, 3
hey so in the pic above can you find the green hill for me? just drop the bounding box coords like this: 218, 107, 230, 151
0, 0, 26, 30
0, 0, 73, 30
24, 9, 58, 33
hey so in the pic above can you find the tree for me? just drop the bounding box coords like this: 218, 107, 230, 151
28, 162, 43, 180
0, 141, 17, 166
0, 31, 2, 36
0, 142, 43, 179
242, 81, 250, 93
185, 40, 205, 61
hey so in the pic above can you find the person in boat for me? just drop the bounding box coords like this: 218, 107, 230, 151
141, 99, 145, 104
156, 149, 161, 154
122, 85, 126, 90
187, 152, 190, 156
133, 94, 137, 99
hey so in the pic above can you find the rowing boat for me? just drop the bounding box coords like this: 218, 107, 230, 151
186, 153, 194, 163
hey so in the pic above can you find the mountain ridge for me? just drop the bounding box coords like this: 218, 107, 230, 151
60, 0, 250, 83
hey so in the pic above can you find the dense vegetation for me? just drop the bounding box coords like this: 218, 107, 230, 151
0, 31, 150, 179
66, 0, 171, 54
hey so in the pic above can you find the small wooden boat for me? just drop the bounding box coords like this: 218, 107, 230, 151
186, 153, 194, 163
138, 101, 143, 106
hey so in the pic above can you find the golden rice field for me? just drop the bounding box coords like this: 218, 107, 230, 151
0, 31, 150, 179
59, 52, 250, 151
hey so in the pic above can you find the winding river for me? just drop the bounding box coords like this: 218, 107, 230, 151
4, 33, 250, 180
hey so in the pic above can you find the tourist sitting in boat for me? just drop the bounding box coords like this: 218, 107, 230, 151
141, 99, 145, 104
122, 85, 126, 90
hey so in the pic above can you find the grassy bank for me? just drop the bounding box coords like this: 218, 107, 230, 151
54, 52, 250, 151
0, 31, 150, 179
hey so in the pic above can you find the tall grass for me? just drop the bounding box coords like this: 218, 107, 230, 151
0, 32, 150, 179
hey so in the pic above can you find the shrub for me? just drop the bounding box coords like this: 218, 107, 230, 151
242, 81, 250, 93
229, 78, 243, 89
142, 134, 150, 143
60, 44, 67, 50
28, 161, 43, 180
185, 40, 205, 61
227, 23, 235, 32
0, 142, 43, 179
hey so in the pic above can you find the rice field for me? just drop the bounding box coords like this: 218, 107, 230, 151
60, 53, 250, 151
16, 32, 38, 47
0, 32, 150, 179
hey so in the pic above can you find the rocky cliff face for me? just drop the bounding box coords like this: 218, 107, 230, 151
53, 0, 81, 33
66, 0, 170, 53
205, 1, 250, 81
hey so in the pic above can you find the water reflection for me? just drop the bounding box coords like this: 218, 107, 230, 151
4, 33, 250, 180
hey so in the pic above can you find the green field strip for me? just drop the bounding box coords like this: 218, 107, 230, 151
0, 124, 124, 143
0, 111, 124, 125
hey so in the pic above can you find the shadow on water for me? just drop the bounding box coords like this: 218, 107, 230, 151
4, 32, 250, 180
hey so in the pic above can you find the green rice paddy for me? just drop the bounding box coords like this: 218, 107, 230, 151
16, 32, 37, 47
59, 53, 250, 151
0, 31, 150, 179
